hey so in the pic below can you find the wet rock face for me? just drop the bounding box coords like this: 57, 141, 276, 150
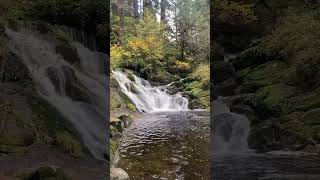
110, 168, 129, 180
56, 42, 80, 65
1, 53, 32, 83
45, 66, 91, 103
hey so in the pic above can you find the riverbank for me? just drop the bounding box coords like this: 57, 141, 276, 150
212, 1, 320, 154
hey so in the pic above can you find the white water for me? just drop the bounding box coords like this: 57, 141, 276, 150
212, 98, 250, 153
5, 25, 108, 160
112, 70, 189, 113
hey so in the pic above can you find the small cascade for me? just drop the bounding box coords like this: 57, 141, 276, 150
5, 25, 107, 160
112, 70, 189, 113
212, 99, 250, 153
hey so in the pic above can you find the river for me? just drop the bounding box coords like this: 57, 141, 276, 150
112, 70, 210, 179
211, 99, 320, 180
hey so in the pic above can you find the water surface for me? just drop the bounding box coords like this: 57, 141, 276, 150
117, 111, 210, 179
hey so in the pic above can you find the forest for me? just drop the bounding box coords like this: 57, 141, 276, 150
212, 0, 320, 153
1, 0, 109, 179
110, 0, 210, 110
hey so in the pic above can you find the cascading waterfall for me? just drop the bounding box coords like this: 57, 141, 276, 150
5, 24, 108, 160
212, 99, 250, 153
112, 70, 189, 113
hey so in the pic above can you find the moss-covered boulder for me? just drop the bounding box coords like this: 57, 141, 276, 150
292, 87, 320, 112
54, 132, 83, 158
247, 83, 297, 118
238, 61, 294, 93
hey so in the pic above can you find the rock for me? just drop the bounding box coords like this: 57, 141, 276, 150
119, 114, 133, 128
110, 168, 129, 180
212, 61, 235, 84
230, 104, 256, 122
46, 66, 91, 102
247, 83, 297, 118
214, 78, 238, 97
238, 61, 293, 93
56, 42, 80, 65
1, 53, 32, 84
27, 166, 69, 180
302, 108, 320, 126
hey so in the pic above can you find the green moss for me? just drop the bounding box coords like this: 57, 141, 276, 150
240, 61, 295, 93
49, 27, 71, 42
126, 103, 136, 111
248, 83, 297, 117
55, 131, 83, 158
292, 87, 320, 111
0, 144, 27, 154
110, 139, 117, 161
127, 73, 135, 82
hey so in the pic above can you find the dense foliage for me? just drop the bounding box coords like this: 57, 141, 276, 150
110, 0, 210, 109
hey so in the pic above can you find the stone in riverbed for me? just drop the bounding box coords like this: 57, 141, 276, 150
110, 168, 129, 180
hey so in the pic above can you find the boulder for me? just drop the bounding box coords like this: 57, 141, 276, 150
214, 78, 238, 97
56, 43, 80, 65
247, 83, 297, 118
110, 168, 129, 180
212, 61, 235, 84
27, 166, 69, 180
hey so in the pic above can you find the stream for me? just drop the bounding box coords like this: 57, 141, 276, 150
113, 70, 210, 179
211, 99, 320, 180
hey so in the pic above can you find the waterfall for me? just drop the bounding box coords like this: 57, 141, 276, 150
5, 25, 108, 160
212, 99, 250, 153
112, 70, 189, 113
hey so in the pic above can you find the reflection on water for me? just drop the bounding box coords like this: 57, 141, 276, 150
117, 111, 209, 180
211, 151, 320, 180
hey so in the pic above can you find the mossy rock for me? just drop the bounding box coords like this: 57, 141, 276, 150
27, 166, 69, 180
239, 61, 294, 93
110, 119, 124, 133
302, 108, 320, 126
249, 111, 319, 150
0, 135, 33, 147
54, 131, 83, 158
127, 73, 135, 82
110, 91, 122, 110
119, 114, 133, 128
211, 61, 235, 84
247, 83, 297, 118
46, 66, 91, 103
292, 87, 320, 111
110, 139, 117, 161
56, 42, 80, 65
0, 144, 27, 154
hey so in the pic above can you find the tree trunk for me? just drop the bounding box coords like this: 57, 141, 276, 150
160, 0, 166, 23
133, 0, 139, 19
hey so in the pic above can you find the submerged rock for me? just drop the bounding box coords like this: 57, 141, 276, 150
110, 168, 129, 180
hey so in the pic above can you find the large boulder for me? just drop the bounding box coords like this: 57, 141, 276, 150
246, 83, 297, 118
237, 61, 294, 93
